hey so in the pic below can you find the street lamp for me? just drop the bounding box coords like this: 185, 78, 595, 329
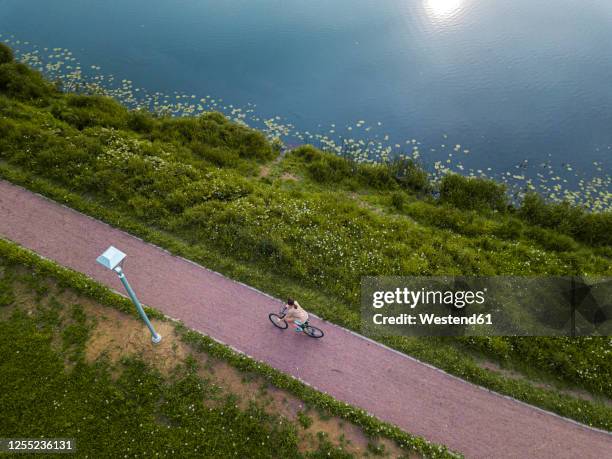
96, 245, 162, 344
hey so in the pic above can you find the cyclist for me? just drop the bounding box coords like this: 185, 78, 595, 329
284, 298, 309, 332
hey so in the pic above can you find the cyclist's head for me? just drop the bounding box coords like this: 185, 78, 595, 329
287, 298, 295, 307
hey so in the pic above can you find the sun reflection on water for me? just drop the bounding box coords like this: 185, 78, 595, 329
424, 0, 465, 21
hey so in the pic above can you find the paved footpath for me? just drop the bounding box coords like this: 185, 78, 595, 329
1, 179, 610, 458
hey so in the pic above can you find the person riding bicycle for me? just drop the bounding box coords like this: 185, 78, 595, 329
284, 298, 309, 332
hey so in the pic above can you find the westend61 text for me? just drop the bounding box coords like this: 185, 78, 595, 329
372, 313, 493, 326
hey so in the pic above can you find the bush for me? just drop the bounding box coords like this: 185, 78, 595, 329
295, 146, 407, 190
519, 193, 583, 234
0, 43, 14, 64
292, 144, 323, 162
439, 174, 508, 212
0, 62, 55, 101
152, 113, 275, 161
390, 191, 406, 211
404, 201, 504, 238
525, 226, 578, 252
357, 163, 396, 189
50, 94, 128, 129
189, 144, 240, 168
579, 212, 612, 246
127, 109, 155, 133
519, 193, 612, 247
303, 151, 353, 184
389, 158, 430, 193
492, 218, 523, 239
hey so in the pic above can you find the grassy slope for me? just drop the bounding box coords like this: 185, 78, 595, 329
0, 251, 444, 458
0, 267, 305, 458
0, 44, 610, 429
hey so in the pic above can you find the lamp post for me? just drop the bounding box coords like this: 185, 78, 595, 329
96, 246, 162, 344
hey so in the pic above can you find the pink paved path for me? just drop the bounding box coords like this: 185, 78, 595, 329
0, 179, 610, 458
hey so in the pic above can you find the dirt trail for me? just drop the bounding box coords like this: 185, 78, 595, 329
0, 179, 610, 458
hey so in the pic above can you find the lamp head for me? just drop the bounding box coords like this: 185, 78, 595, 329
96, 246, 127, 272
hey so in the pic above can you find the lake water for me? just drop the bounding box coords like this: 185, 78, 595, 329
1, 0, 611, 204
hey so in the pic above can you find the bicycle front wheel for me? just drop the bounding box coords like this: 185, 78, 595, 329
269, 313, 288, 329
303, 325, 324, 338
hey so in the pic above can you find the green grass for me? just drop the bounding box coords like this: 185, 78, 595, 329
0, 43, 610, 429
0, 311, 305, 458
0, 240, 456, 458
0, 253, 455, 458
0, 265, 302, 458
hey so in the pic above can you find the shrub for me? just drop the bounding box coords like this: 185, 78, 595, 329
50, 94, 128, 129
293, 146, 431, 192
356, 163, 396, 189
293, 146, 351, 183
493, 218, 523, 239
152, 113, 275, 161
127, 109, 155, 133
305, 154, 352, 184
525, 226, 578, 252
518, 193, 550, 223
389, 157, 431, 193
0, 62, 55, 101
189, 143, 244, 169
295, 146, 402, 190
579, 212, 612, 246
519, 193, 584, 234
390, 191, 406, 211
0, 43, 14, 64
519, 193, 612, 247
292, 144, 323, 162
439, 174, 508, 212
306, 158, 352, 183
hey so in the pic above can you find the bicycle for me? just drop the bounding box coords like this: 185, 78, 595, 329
268, 305, 324, 338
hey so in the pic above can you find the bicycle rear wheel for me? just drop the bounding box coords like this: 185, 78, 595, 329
269, 313, 288, 329
303, 325, 324, 338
